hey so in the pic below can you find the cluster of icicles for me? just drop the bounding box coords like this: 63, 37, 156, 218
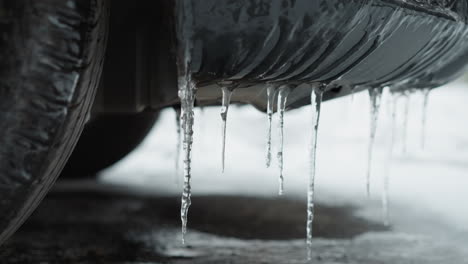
175, 76, 431, 259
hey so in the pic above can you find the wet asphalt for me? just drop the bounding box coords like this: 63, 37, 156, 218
1, 181, 467, 264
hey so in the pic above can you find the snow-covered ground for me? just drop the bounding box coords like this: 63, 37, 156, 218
100, 80, 468, 244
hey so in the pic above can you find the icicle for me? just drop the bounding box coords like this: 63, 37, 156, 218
175, 0, 196, 244
366, 87, 383, 197
421, 88, 431, 150
306, 83, 324, 261
382, 93, 397, 226
220, 86, 233, 173
177, 71, 196, 245
178, 75, 196, 245
198, 106, 205, 136
199, 106, 205, 116
350, 86, 356, 103
402, 93, 410, 154
176, 0, 196, 245
265, 85, 278, 168
276, 85, 291, 195
174, 106, 182, 185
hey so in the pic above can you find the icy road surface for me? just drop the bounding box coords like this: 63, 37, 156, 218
3, 82, 468, 263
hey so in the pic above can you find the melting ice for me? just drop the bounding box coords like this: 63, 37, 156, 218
276, 85, 291, 195
382, 90, 397, 226
306, 83, 324, 261
178, 75, 196, 245
265, 85, 278, 168
421, 88, 431, 150
174, 107, 182, 185
366, 87, 383, 196
220, 86, 233, 173
402, 93, 410, 154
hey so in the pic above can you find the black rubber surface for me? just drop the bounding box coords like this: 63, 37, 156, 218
0, 0, 108, 244
175, 0, 468, 108
62, 113, 159, 178
183, 0, 468, 87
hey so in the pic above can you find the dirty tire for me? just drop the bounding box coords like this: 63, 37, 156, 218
62, 112, 158, 178
0, 0, 108, 244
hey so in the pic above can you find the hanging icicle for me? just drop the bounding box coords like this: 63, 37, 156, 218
174, 106, 182, 185
266, 84, 278, 168
421, 88, 431, 150
198, 106, 206, 138
366, 87, 383, 196
402, 92, 410, 154
276, 85, 291, 195
306, 83, 324, 261
178, 74, 196, 245
175, 0, 196, 244
382, 91, 397, 226
220, 86, 234, 173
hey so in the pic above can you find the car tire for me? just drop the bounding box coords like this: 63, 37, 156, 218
0, 0, 108, 244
